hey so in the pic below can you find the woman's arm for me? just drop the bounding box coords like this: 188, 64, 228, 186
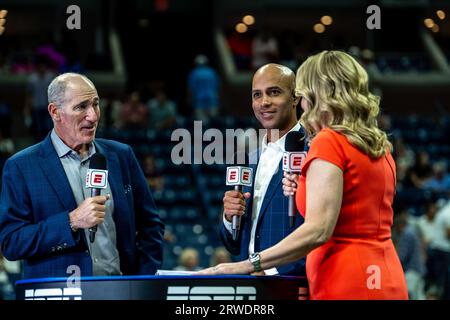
198, 158, 343, 275
258, 158, 343, 269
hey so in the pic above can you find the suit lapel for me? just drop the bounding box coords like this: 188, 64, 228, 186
245, 150, 259, 223
95, 142, 127, 220
256, 160, 283, 226
239, 151, 259, 258
38, 136, 77, 212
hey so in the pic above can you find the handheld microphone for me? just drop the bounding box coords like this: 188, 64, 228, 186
225, 152, 253, 241
85, 153, 108, 243
283, 131, 306, 228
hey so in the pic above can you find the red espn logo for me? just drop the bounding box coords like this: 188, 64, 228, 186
85, 169, 108, 189
282, 152, 307, 172
226, 167, 253, 187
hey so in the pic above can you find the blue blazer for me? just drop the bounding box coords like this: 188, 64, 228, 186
220, 149, 306, 276
0, 134, 164, 279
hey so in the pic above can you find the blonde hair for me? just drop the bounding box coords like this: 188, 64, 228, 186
178, 248, 199, 267
295, 50, 391, 158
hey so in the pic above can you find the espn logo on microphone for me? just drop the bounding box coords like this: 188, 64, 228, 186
226, 167, 253, 187
85, 169, 108, 189
282, 152, 307, 172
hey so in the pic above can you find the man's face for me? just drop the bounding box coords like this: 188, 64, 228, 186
252, 67, 297, 132
53, 77, 100, 151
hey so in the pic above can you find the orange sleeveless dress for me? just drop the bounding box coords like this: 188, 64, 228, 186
296, 128, 408, 300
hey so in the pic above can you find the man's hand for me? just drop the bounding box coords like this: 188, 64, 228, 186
69, 195, 110, 230
223, 190, 251, 222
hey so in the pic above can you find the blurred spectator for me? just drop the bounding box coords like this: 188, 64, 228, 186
209, 247, 232, 267
252, 27, 279, 70
120, 91, 149, 129
0, 252, 15, 300
36, 44, 66, 71
0, 130, 14, 183
163, 229, 176, 244
142, 154, 165, 192
426, 200, 450, 299
0, 130, 14, 157
418, 200, 440, 297
98, 98, 113, 131
174, 248, 202, 272
392, 209, 426, 299
361, 48, 376, 66
0, 102, 12, 138
110, 99, 123, 130
10, 49, 33, 74
393, 137, 415, 187
378, 114, 392, 132
417, 200, 438, 250
24, 55, 55, 141
404, 151, 433, 189
422, 161, 450, 192
147, 88, 177, 130
188, 54, 220, 120
60, 53, 83, 74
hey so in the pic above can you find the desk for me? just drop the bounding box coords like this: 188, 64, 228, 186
16, 275, 308, 300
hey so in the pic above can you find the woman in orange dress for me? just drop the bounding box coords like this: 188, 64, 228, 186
199, 50, 408, 300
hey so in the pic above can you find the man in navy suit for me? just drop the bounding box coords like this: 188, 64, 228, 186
0, 73, 164, 279
220, 64, 306, 276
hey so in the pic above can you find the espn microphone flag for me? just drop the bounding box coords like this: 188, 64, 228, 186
226, 152, 253, 241
86, 153, 108, 243
226, 167, 253, 187
86, 169, 108, 189
283, 131, 306, 228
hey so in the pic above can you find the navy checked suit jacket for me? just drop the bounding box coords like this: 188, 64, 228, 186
220, 145, 306, 276
0, 134, 164, 279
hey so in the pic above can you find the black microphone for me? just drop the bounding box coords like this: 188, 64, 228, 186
283, 131, 306, 228
225, 151, 253, 241
86, 153, 108, 243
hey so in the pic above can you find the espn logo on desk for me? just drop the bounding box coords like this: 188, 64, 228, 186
282, 152, 307, 172
226, 167, 253, 187
167, 286, 257, 300
85, 169, 108, 188
25, 287, 82, 300
166, 286, 309, 300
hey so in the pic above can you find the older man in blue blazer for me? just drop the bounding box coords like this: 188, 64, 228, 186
0, 73, 164, 279
220, 64, 306, 276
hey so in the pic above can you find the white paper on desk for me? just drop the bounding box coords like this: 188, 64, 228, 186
156, 270, 196, 276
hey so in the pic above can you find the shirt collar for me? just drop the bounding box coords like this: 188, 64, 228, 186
262, 122, 301, 152
50, 129, 96, 160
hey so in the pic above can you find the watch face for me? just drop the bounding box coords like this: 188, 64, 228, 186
249, 253, 262, 272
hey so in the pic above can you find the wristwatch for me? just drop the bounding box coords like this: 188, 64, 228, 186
248, 252, 262, 272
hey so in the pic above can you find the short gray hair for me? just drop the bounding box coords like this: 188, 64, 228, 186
47, 73, 95, 107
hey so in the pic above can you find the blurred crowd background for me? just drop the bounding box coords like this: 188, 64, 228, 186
0, 0, 450, 300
